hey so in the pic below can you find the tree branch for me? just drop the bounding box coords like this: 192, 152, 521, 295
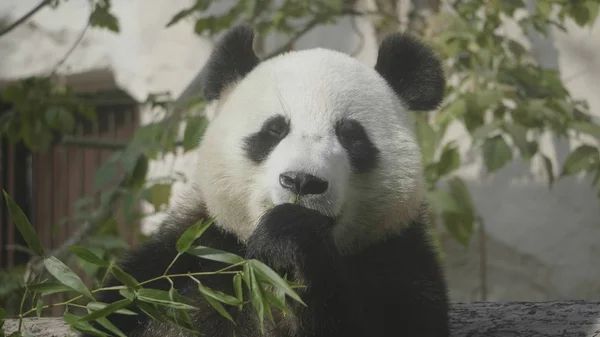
0, 0, 52, 39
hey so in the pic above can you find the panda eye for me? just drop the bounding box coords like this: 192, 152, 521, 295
336, 119, 363, 143
264, 117, 289, 138
335, 118, 380, 172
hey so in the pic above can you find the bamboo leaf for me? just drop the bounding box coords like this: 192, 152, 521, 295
561, 145, 600, 176
197, 282, 243, 306
70, 246, 110, 267
80, 299, 133, 321
187, 246, 245, 265
43, 256, 93, 299
199, 290, 235, 323
28, 282, 73, 296
3, 191, 45, 256
137, 289, 197, 310
111, 266, 140, 289
176, 218, 214, 254
63, 313, 108, 337
248, 260, 305, 306
482, 135, 512, 173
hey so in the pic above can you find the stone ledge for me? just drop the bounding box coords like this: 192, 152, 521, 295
3, 300, 600, 336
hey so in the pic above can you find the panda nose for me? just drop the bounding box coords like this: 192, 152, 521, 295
279, 171, 329, 195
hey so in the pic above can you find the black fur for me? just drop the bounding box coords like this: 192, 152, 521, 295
335, 118, 380, 173
244, 114, 290, 164
374, 33, 446, 111
83, 203, 449, 337
203, 25, 260, 100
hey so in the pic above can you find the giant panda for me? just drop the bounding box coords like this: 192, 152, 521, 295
85, 25, 450, 337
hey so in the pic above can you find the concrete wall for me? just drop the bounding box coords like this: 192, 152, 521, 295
1, 0, 599, 302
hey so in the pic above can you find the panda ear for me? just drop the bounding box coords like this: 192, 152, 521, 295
203, 25, 260, 101
374, 33, 445, 111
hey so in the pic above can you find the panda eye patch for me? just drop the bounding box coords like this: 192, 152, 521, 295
264, 117, 289, 138
243, 115, 289, 164
335, 118, 379, 172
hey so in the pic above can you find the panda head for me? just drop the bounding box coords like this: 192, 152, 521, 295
194, 25, 445, 252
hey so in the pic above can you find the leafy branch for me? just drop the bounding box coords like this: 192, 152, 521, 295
2, 190, 305, 337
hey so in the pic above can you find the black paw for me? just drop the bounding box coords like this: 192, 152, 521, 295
245, 203, 335, 278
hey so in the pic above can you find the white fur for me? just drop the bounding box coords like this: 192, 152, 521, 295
193, 48, 425, 253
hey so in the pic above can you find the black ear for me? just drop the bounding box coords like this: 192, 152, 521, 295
374, 33, 445, 111
203, 25, 260, 101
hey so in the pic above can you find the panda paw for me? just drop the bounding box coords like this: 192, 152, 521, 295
246, 203, 336, 278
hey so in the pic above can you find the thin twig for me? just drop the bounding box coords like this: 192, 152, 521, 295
0, 0, 51, 39
50, 9, 91, 76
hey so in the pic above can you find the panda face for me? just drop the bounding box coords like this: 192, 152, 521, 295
195, 26, 444, 251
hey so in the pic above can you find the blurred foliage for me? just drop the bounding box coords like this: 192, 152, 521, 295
407, 0, 600, 246
1, 0, 600, 334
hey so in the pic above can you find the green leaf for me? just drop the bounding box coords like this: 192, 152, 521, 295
248, 260, 305, 306
137, 288, 197, 310
128, 154, 149, 188
197, 281, 243, 306
447, 177, 474, 215
414, 115, 436, 162
233, 273, 243, 310
570, 1, 597, 27
183, 116, 209, 152
437, 144, 461, 176
3, 191, 45, 256
118, 288, 136, 301
570, 121, 600, 139
134, 301, 167, 322
43, 256, 94, 299
89, 0, 120, 32
70, 246, 109, 267
442, 176, 477, 246
63, 312, 108, 337
198, 286, 235, 323
87, 301, 137, 316
471, 121, 501, 144
45, 107, 75, 133
503, 124, 537, 159
93, 160, 119, 191
79, 299, 133, 321
111, 266, 139, 289
561, 145, 600, 176
35, 297, 43, 317
263, 288, 291, 315
443, 211, 474, 247
588, 0, 600, 24
248, 266, 265, 332
187, 246, 246, 265
176, 218, 214, 254
427, 189, 461, 213
148, 183, 172, 210
94, 316, 128, 337
28, 282, 73, 296
482, 135, 513, 173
